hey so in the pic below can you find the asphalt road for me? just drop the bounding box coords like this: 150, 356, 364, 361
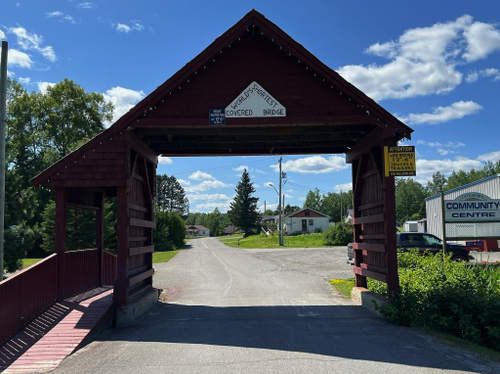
51, 237, 500, 374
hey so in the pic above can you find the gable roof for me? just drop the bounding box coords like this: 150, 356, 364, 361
286, 207, 329, 218
32, 9, 413, 188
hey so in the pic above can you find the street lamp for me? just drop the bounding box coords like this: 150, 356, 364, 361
268, 182, 283, 246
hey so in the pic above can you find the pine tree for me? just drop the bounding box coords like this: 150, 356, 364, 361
227, 169, 260, 236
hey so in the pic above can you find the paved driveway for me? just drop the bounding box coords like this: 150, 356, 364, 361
50, 238, 500, 374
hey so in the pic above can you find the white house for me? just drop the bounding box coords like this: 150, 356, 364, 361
284, 207, 330, 234
185, 225, 210, 237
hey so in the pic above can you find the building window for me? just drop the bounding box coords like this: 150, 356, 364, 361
305, 211, 310, 216
309, 219, 313, 226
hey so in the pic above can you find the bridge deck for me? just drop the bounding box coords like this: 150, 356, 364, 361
0, 287, 114, 373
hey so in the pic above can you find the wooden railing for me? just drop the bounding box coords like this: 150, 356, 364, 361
0, 254, 58, 345
0, 249, 117, 345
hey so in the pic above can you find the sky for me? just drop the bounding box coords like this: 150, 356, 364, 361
1, 0, 500, 214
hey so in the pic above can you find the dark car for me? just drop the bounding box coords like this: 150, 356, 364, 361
347, 232, 473, 265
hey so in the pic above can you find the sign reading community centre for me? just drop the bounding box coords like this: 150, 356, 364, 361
445, 192, 500, 222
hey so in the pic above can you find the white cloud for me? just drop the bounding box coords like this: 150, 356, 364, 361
158, 157, 172, 165
115, 21, 144, 33
273, 155, 348, 174
400, 101, 482, 125
333, 182, 352, 192
189, 170, 214, 180
8, 26, 56, 62
233, 165, 248, 172
184, 180, 231, 192
193, 201, 232, 213
477, 151, 500, 163
188, 193, 231, 202
414, 157, 483, 184
338, 15, 500, 101
103, 86, 145, 123
416, 139, 465, 156
6, 49, 33, 68
0, 29, 5, 39
116, 23, 131, 33
463, 21, 500, 62
36, 81, 55, 94
77, 2, 95, 9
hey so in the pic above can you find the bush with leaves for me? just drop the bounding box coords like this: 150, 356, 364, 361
154, 211, 186, 251
322, 222, 353, 246
368, 250, 500, 351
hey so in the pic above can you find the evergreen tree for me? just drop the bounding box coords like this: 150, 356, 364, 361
156, 174, 189, 217
227, 169, 260, 236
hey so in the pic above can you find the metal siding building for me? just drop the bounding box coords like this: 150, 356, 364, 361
425, 174, 500, 240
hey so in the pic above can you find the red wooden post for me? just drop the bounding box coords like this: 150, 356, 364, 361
384, 163, 400, 298
96, 190, 104, 287
115, 186, 128, 306
54, 187, 67, 300
351, 158, 367, 288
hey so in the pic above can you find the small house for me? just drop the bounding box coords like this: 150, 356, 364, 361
284, 208, 330, 234
186, 225, 210, 237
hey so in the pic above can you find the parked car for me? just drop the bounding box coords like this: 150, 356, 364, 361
347, 232, 473, 265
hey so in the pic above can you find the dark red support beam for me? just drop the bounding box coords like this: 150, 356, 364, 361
54, 187, 67, 300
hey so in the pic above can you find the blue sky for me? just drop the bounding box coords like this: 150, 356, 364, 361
2, 0, 500, 213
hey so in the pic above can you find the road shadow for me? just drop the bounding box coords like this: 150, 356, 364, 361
93, 302, 497, 372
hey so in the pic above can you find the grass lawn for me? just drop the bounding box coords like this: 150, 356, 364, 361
22, 258, 43, 269
328, 278, 354, 298
218, 232, 324, 248
153, 249, 179, 263
20, 250, 179, 270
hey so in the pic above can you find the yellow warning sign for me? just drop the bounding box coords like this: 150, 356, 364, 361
384, 146, 416, 177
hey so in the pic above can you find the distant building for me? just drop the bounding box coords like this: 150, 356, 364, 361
185, 225, 210, 237
425, 174, 500, 249
284, 207, 330, 234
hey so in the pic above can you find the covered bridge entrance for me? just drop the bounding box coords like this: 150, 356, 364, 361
32, 10, 413, 319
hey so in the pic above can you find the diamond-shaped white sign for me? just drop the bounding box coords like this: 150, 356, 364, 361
225, 81, 286, 118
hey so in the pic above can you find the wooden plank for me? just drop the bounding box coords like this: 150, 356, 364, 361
359, 233, 386, 240
130, 218, 154, 228
129, 203, 148, 213
352, 242, 385, 253
358, 201, 384, 212
353, 266, 387, 282
127, 130, 158, 165
129, 246, 154, 256
129, 236, 148, 242
361, 263, 387, 274
128, 269, 154, 287
353, 214, 384, 225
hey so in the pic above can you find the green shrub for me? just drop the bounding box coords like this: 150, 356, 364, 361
369, 250, 500, 351
322, 222, 353, 246
154, 211, 186, 250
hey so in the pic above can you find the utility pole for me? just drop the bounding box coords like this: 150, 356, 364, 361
278, 156, 283, 246
0, 41, 8, 278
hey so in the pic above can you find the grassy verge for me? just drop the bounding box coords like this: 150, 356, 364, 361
22, 258, 42, 269
218, 232, 325, 248
328, 278, 354, 298
19, 250, 179, 269
153, 249, 179, 263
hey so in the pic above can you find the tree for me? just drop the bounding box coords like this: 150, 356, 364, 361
156, 174, 189, 217
395, 178, 426, 224
153, 211, 186, 250
425, 171, 447, 195
303, 188, 323, 211
5, 78, 114, 269
227, 169, 260, 236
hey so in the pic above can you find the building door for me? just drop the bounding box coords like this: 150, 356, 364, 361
302, 219, 307, 231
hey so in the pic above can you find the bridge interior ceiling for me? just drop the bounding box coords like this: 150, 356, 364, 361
133, 122, 376, 156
